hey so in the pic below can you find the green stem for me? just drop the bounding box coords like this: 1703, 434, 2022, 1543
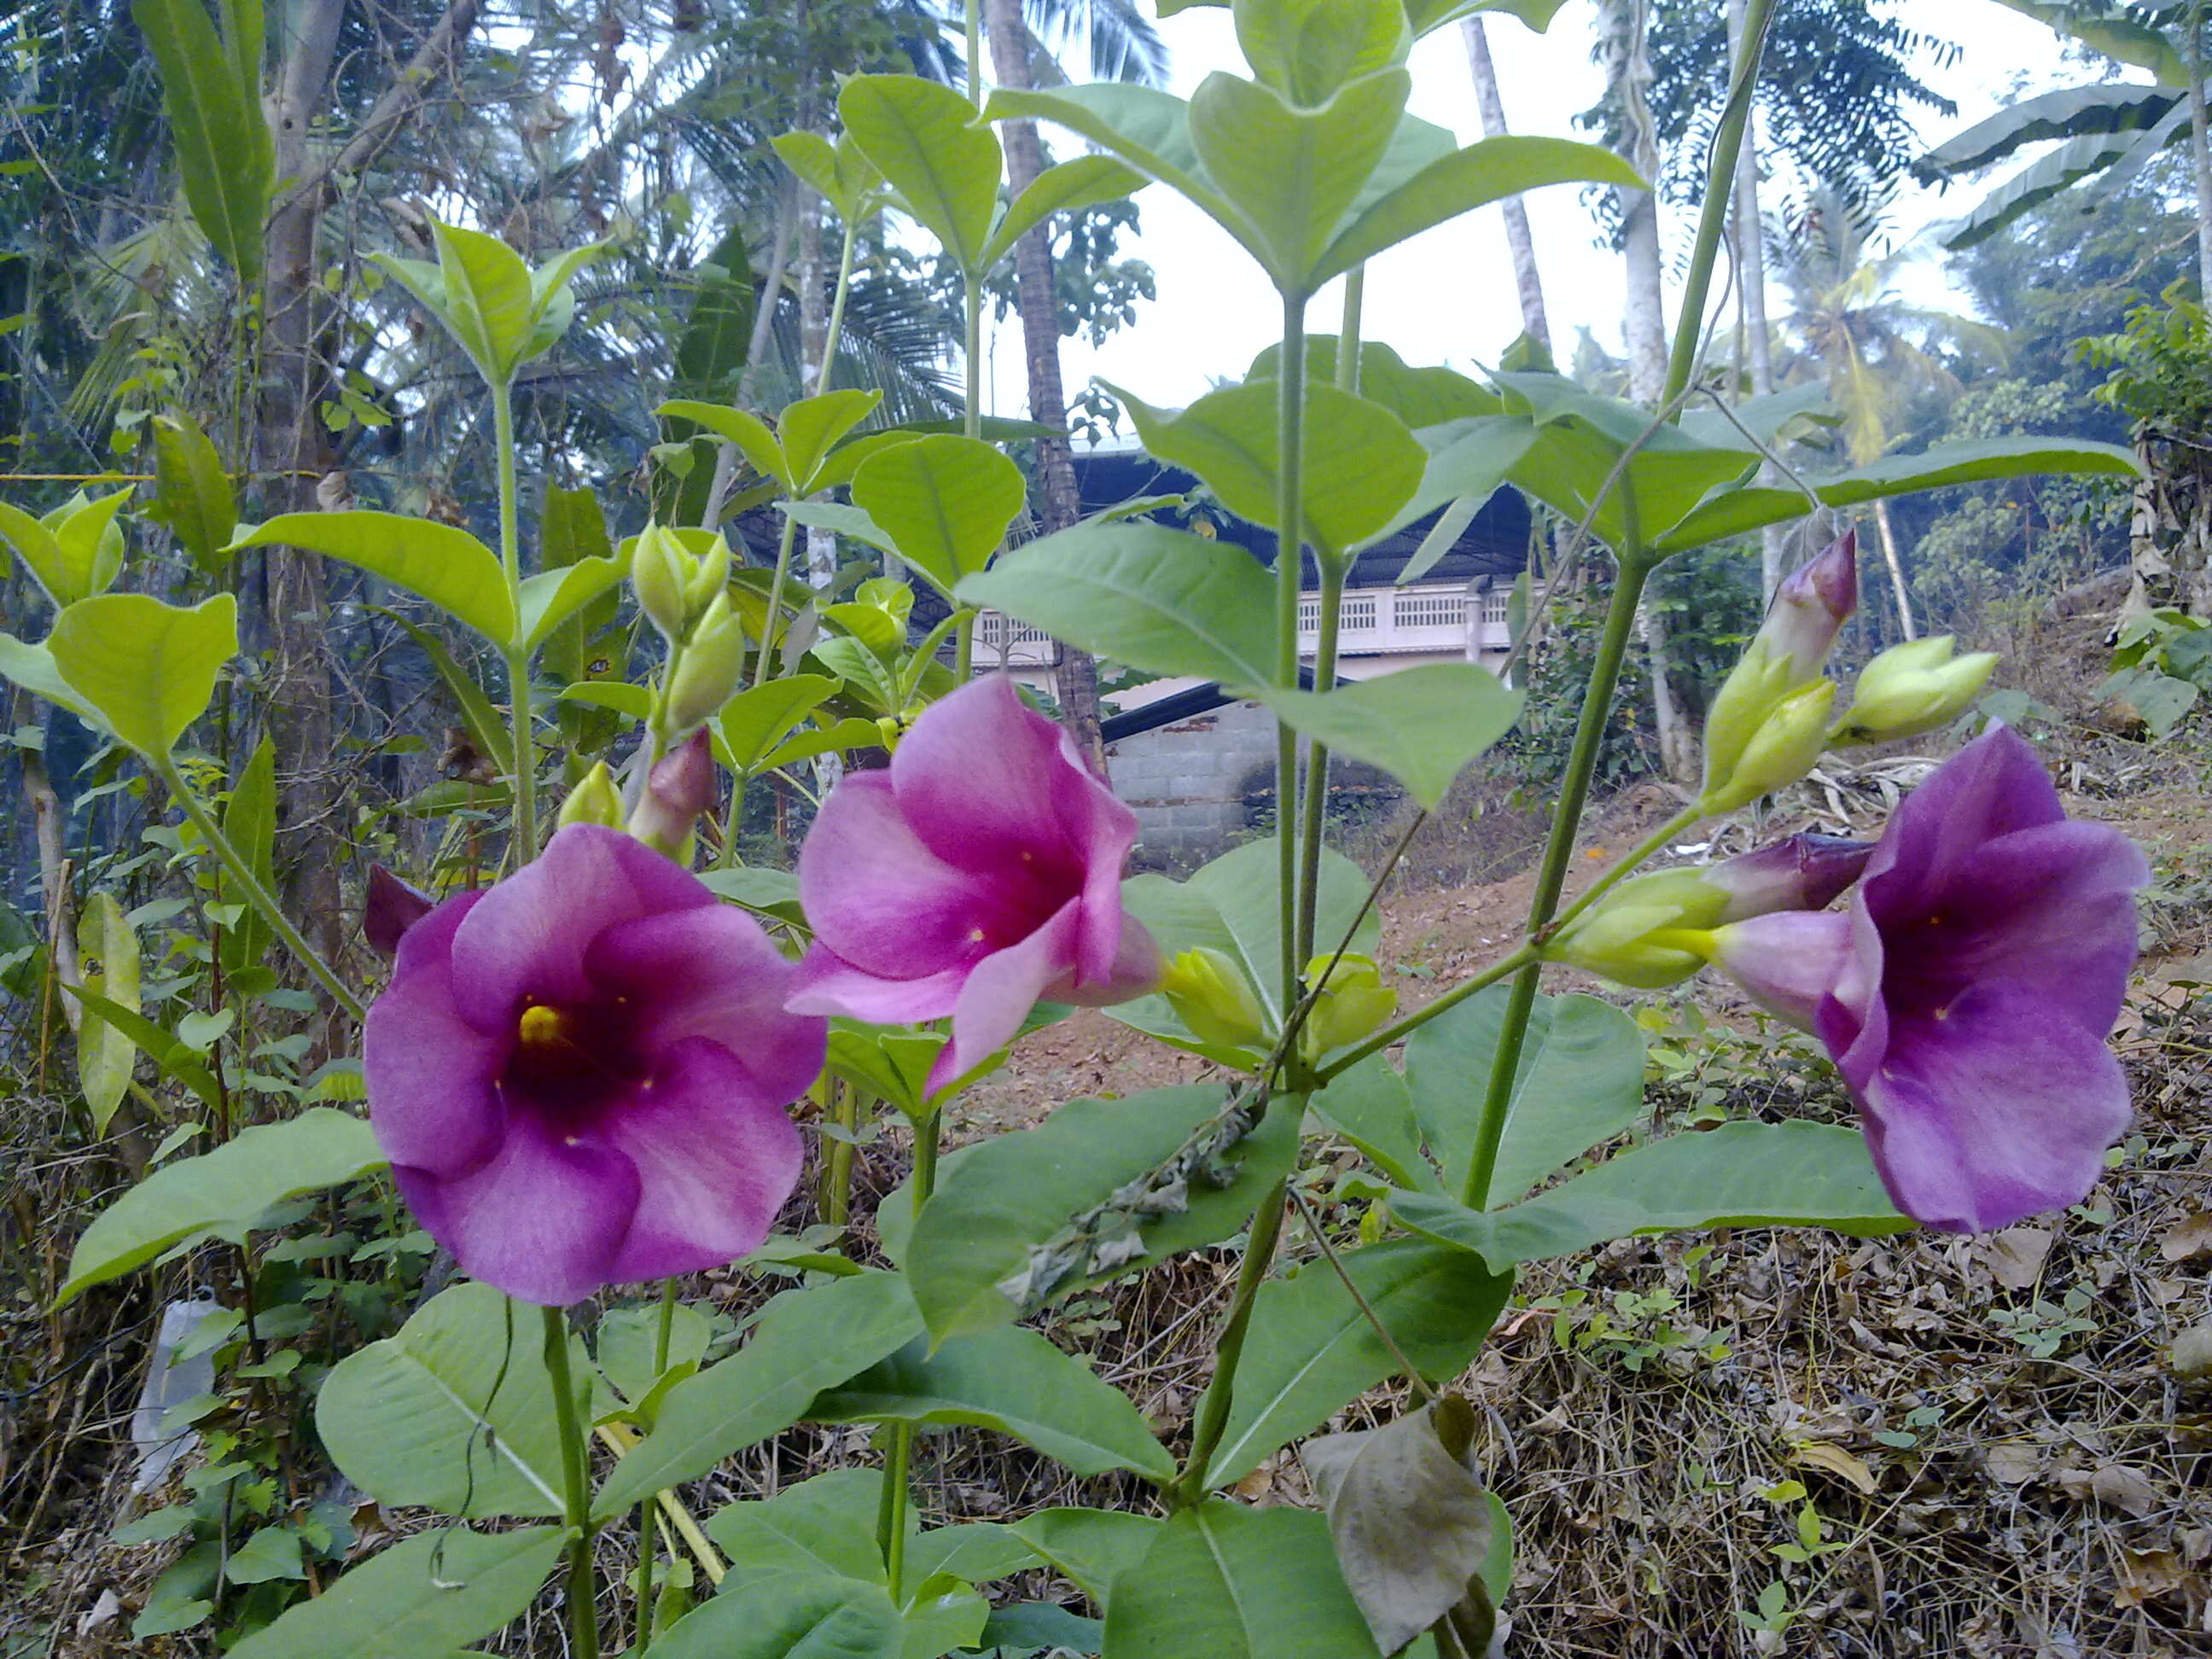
1294, 557, 1344, 963
966, 0, 984, 110
1272, 290, 1309, 1006
1312, 942, 1538, 1086
543, 1306, 602, 1659
632, 1500, 657, 1655
817, 216, 859, 399
1334, 267, 1365, 393
825, 1083, 860, 1228
492, 385, 536, 860
1540, 805, 1705, 943
964, 275, 984, 445
1661, 0, 1777, 408
155, 758, 364, 1022
1458, 531, 1651, 1211
1173, 1175, 1288, 1506
878, 1109, 942, 1603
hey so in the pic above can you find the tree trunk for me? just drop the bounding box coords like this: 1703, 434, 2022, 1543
1726, 0, 1788, 604
981, 0, 1106, 768
1604, 0, 1693, 784
2186, 2, 2212, 295
1459, 16, 1551, 355
795, 192, 844, 791
1871, 498, 1918, 641
2127, 430, 2212, 625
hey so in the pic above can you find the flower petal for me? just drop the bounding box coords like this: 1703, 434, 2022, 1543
1705, 911, 1855, 1032
395, 1117, 640, 1307
932, 899, 1085, 1091
797, 771, 1005, 978
364, 892, 506, 1179
1857, 725, 2063, 923
446, 824, 713, 1033
1850, 982, 2131, 1232
786, 947, 969, 1024
603, 1038, 806, 1283
588, 906, 826, 1109
1058, 911, 1162, 1007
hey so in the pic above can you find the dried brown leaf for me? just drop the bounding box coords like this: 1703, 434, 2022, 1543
1982, 1227, 2055, 1289
2159, 1211, 2212, 1262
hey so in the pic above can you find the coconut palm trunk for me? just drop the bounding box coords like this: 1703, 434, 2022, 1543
1726, 0, 1788, 603
981, 0, 1107, 767
1871, 497, 1918, 641
1459, 15, 1551, 352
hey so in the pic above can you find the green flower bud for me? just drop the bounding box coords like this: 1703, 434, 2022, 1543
556, 760, 625, 831
1300, 952, 1396, 1063
1160, 946, 1270, 1051
1700, 533, 1857, 812
1700, 678, 1834, 814
631, 521, 692, 641
1835, 637, 2000, 744
661, 597, 748, 733
684, 535, 731, 617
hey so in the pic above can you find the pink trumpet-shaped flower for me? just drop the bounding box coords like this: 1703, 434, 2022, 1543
364, 824, 826, 1306
788, 675, 1161, 1093
1708, 727, 2148, 1232
364, 865, 434, 958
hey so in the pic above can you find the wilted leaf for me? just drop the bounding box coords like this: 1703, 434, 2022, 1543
1789, 1441, 1877, 1497
2159, 1212, 2212, 1263
1983, 1226, 2055, 1289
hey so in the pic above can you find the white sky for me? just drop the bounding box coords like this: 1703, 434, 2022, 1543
983, 0, 2088, 417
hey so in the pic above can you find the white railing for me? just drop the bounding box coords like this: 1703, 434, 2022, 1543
972, 610, 1058, 666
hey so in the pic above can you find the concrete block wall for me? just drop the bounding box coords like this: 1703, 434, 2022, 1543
1105, 699, 1279, 870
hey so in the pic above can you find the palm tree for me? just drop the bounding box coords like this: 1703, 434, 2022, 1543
1770, 188, 2006, 638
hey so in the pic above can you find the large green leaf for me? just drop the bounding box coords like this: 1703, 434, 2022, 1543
1248, 337, 1500, 429
1937, 125, 2169, 252
1394, 1120, 1911, 1268
230, 512, 515, 643
131, 0, 272, 285
1185, 67, 1411, 291
1311, 1057, 1440, 1196
47, 591, 236, 758
904, 1084, 1300, 1343
774, 129, 887, 222
1655, 436, 2146, 554
653, 1574, 905, 1659
228, 1526, 566, 1659
218, 735, 277, 976
0, 504, 77, 609
1402, 987, 1644, 1207
0, 632, 101, 726
981, 84, 1232, 239
515, 555, 629, 653
813, 1325, 1177, 1482
841, 74, 1003, 273
597, 1272, 923, 1515
956, 522, 1277, 687
1101, 1503, 1382, 1659
1919, 81, 2181, 178
1315, 134, 1639, 285
719, 675, 841, 773
1233, 0, 1409, 108
58, 1109, 382, 1302
982, 154, 1150, 270
1987, 0, 2186, 82
1010, 1510, 1161, 1603
850, 436, 1025, 594
375, 224, 598, 389
147, 412, 237, 577
1113, 381, 1423, 557
317, 1283, 576, 1518
707, 1470, 887, 1593
1202, 1239, 1511, 1489
1385, 416, 1538, 580
1254, 663, 1521, 810
73, 893, 140, 1134
780, 390, 887, 493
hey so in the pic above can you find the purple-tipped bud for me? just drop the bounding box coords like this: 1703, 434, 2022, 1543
364, 866, 435, 958
1708, 833, 1875, 923
1769, 529, 1860, 680
630, 728, 718, 859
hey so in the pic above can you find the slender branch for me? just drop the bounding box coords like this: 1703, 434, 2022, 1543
543, 1307, 602, 1659
1272, 292, 1309, 1006
1294, 558, 1344, 963
492, 386, 536, 860
1537, 803, 1703, 946
817, 216, 859, 399
1172, 1176, 1287, 1505
275, 0, 482, 216
1287, 1185, 1434, 1404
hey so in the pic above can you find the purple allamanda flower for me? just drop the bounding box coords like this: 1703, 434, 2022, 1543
1708, 726, 2149, 1232
364, 824, 826, 1306
788, 675, 1161, 1093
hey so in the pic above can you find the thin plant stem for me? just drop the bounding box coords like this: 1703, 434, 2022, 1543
1294, 557, 1344, 963
1539, 804, 1704, 945
878, 1109, 942, 1601
1310, 941, 1539, 1086
491, 385, 536, 860
542, 1306, 602, 1659
154, 758, 364, 1021
1286, 1185, 1434, 1404
967, 0, 984, 109
1335, 268, 1365, 393
1272, 290, 1309, 1005
1173, 1178, 1287, 1506
632, 1500, 657, 1655
817, 217, 859, 399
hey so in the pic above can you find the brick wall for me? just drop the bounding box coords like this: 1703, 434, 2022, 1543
1104, 698, 1279, 870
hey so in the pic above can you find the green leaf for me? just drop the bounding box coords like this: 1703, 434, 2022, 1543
982, 154, 1150, 270
983, 85, 1229, 230
317, 1282, 576, 1518
0, 491, 130, 607
1253, 663, 1521, 810
1113, 380, 1423, 557
230, 512, 515, 644
1402, 0, 1570, 33
905, 1084, 1300, 1342
672, 227, 760, 403
849, 436, 1025, 595
764, 717, 888, 770
0, 632, 101, 726
812, 1325, 1177, 1481
224, 1526, 306, 1584
516, 555, 629, 653
58, 1109, 382, 1302
1202, 1239, 1511, 1489
60, 986, 223, 1113
597, 1272, 923, 1516
1402, 987, 1644, 1206
228, 1526, 566, 1659
1248, 337, 1500, 429
381, 611, 516, 774
597, 1301, 714, 1419
1392, 1121, 1912, 1268
707, 1470, 887, 1592
47, 591, 236, 758
376, 224, 594, 388
218, 734, 277, 976
841, 74, 1003, 274
956, 522, 1276, 687
653, 1574, 905, 1659
774, 129, 887, 221
131, 0, 272, 285
812, 639, 903, 716
778, 501, 902, 561
1235, 0, 1410, 108
1102, 1503, 1382, 1658
1010, 1510, 1161, 1603
661, 399, 793, 490
1315, 135, 1639, 285
899, 1574, 988, 1659
1386, 417, 1538, 579
780, 389, 888, 494
1986, 0, 2186, 82
147, 412, 237, 577
74, 892, 141, 1133
0, 503, 79, 608
906, 1522, 1040, 1586
1312, 1057, 1443, 1196
719, 675, 841, 772
1185, 67, 1411, 291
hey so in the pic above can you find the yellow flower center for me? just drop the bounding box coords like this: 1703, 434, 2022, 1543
517, 1002, 577, 1054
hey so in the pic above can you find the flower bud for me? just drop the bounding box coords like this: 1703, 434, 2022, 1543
684, 535, 731, 617
661, 597, 748, 733
1835, 637, 2000, 745
364, 865, 434, 958
1547, 833, 1873, 990
557, 761, 625, 831
631, 521, 692, 641
1300, 952, 1396, 1063
1700, 532, 1856, 812
1160, 946, 1270, 1051
1702, 678, 1835, 814
629, 729, 716, 859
